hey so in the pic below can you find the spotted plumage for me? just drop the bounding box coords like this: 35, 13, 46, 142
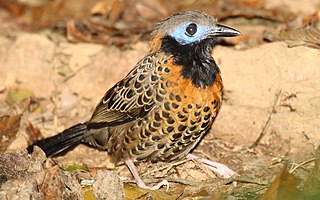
85, 52, 223, 164
28, 10, 241, 189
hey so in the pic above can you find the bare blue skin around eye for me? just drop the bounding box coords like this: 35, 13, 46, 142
169, 22, 211, 45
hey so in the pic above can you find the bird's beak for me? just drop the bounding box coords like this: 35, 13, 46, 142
208, 24, 241, 37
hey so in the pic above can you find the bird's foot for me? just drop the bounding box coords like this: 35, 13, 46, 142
187, 154, 237, 178
125, 159, 169, 190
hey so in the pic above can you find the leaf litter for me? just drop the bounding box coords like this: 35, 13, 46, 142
0, 0, 320, 199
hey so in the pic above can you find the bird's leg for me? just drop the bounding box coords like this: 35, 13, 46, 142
186, 154, 237, 178
125, 159, 169, 190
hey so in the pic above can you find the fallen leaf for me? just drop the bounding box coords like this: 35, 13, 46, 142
90, 0, 126, 22
40, 165, 83, 199
26, 122, 44, 145
260, 167, 303, 200
264, 11, 320, 49
30, 0, 100, 29
66, 19, 110, 45
135, 0, 168, 20
303, 11, 319, 26
83, 186, 96, 200
0, 0, 26, 17
63, 163, 88, 172
279, 24, 320, 49
265, 23, 320, 49
0, 115, 21, 153
5, 88, 34, 106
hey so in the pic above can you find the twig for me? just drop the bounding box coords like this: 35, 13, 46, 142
250, 89, 282, 149
232, 176, 269, 186
289, 158, 316, 173
166, 175, 268, 187
63, 63, 90, 82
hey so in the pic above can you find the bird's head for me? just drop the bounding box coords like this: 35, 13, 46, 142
149, 11, 241, 88
149, 10, 241, 52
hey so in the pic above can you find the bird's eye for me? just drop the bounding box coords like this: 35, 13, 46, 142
185, 23, 197, 36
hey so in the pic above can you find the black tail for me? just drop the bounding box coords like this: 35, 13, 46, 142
27, 122, 88, 157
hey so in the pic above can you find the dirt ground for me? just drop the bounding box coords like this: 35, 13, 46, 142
1, 0, 320, 199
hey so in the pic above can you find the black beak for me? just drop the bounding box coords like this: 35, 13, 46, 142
208, 24, 241, 37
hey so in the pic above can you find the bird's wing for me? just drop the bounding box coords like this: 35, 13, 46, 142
87, 54, 160, 129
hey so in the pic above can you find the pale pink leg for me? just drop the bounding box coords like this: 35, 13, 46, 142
125, 159, 169, 190
187, 154, 236, 178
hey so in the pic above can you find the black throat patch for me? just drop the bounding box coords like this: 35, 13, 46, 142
160, 36, 220, 88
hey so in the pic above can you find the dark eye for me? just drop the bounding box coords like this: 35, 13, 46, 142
185, 23, 197, 36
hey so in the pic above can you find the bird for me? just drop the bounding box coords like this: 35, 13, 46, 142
28, 10, 241, 189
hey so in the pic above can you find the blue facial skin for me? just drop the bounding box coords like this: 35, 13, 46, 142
169, 22, 211, 45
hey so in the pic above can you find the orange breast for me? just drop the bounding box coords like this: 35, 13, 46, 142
161, 58, 223, 109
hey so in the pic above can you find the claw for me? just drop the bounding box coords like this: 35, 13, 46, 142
125, 159, 169, 190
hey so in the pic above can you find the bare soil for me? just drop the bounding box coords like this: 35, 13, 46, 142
0, 0, 320, 199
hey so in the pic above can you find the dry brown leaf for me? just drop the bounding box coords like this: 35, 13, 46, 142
159, 0, 295, 22
66, 20, 107, 44
260, 167, 302, 200
26, 122, 43, 145
40, 165, 83, 199
30, 0, 101, 29
0, 96, 35, 153
0, 0, 26, 17
237, 0, 265, 8
277, 24, 320, 49
1, 0, 166, 47
63, 0, 168, 47
264, 11, 320, 49
281, 20, 320, 49
0, 114, 21, 153
135, 0, 168, 20
303, 11, 320, 26
90, 0, 125, 22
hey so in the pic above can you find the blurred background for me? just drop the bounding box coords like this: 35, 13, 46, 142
0, 0, 320, 199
